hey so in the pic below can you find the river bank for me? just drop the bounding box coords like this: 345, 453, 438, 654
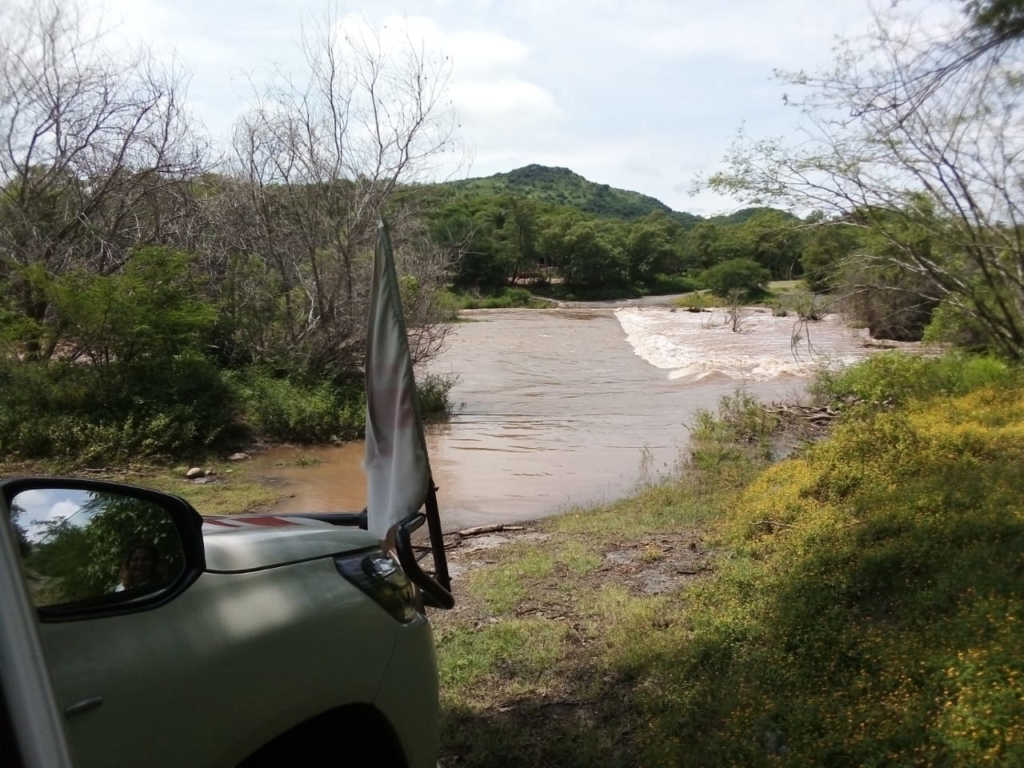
433, 352, 1024, 767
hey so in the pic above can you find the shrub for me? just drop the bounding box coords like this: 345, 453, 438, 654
442, 287, 548, 310
688, 390, 779, 470
702, 387, 1024, 765
673, 292, 725, 311
812, 351, 1015, 408
699, 259, 771, 301
231, 370, 364, 443
646, 273, 698, 295
0, 353, 236, 465
418, 373, 459, 419
232, 368, 457, 443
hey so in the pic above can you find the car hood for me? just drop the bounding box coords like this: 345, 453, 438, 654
201, 515, 379, 572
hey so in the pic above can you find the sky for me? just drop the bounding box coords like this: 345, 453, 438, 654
12, 488, 86, 542
97, 0, 886, 216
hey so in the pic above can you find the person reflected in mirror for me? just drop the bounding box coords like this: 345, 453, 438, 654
114, 544, 163, 593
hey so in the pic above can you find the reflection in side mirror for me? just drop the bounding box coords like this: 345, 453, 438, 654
9, 488, 186, 609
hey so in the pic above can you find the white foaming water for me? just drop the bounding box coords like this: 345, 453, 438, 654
615, 307, 882, 381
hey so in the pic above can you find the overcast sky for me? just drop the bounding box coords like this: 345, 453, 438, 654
102, 0, 883, 215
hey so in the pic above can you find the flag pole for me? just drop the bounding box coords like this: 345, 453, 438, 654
424, 480, 450, 592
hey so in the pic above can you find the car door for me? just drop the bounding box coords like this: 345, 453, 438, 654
0, 485, 75, 768
2, 478, 205, 768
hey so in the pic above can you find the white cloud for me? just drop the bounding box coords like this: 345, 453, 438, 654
54, 0, 936, 214
347, 13, 562, 165
48, 500, 82, 525
439, 27, 530, 78
11, 490, 85, 542
452, 79, 561, 126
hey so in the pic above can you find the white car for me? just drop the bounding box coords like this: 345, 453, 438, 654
1, 476, 451, 768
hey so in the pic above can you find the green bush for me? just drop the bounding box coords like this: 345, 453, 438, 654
646, 273, 697, 295
812, 351, 1015, 408
418, 373, 459, 419
699, 258, 772, 301
688, 390, 779, 470
232, 370, 365, 443
233, 368, 458, 442
0, 353, 236, 465
706, 387, 1024, 765
443, 287, 549, 310
673, 292, 725, 310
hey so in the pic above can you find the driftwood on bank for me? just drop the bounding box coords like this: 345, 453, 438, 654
765, 403, 841, 437
455, 523, 526, 539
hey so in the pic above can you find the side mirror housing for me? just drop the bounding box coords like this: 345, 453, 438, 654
1, 478, 206, 620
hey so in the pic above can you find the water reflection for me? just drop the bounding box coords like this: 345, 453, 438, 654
259, 308, 905, 530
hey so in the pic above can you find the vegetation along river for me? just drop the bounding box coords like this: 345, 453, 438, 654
258, 306, 911, 531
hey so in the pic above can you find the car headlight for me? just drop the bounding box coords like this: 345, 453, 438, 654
334, 551, 418, 623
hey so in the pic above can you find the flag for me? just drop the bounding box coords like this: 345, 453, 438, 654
364, 219, 432, 540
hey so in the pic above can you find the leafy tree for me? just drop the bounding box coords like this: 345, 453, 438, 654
47, 247, 216, 367
431, 202, 511, 292
625, 212, 686, 285
738, 209, 804, 280
540, 213, 628, 292
701, 259, 771, 301
707, 1, 1024, 358
965, 0, 1024, 35
503, 195, 540, 283
800, 215, 860, 293
683, 221, 724, 273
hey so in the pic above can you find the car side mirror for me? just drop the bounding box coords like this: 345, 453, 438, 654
1, 478, 205, 619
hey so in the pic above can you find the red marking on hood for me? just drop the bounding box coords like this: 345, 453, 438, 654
233, 516, 299, 527
204, 518, 242, 527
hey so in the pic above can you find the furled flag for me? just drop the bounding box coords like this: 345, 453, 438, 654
364, 219, 432, 540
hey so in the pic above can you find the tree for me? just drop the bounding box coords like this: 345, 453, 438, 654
227, 9, 459, 374
683, 221, 725, 273
800, 214, 860, 294
700, 258, 771, 301
0, 0, 206, 360
539, 212, 628, 292
737, 209, 804, 280
625, 212, 686, 285
48, 248, 216, 367
707, 1, 1024, 358
503, 195, 540, 284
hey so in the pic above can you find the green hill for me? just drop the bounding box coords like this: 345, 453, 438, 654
443, 164, 703, 228
708, 206, 798, 226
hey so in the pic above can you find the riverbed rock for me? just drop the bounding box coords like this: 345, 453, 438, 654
185, 467, 205, 479
227, 452, 250, 462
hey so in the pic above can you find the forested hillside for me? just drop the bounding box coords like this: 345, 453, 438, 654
439, 164, 702, 227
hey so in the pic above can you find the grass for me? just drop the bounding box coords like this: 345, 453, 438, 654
434, 358, 1024, 766
442, 287, 552, 311
768, 279, 803, 294
0, 458, 283, 517
144, 465, 282, 517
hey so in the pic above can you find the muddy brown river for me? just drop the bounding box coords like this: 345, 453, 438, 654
257, 306, 904, 531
